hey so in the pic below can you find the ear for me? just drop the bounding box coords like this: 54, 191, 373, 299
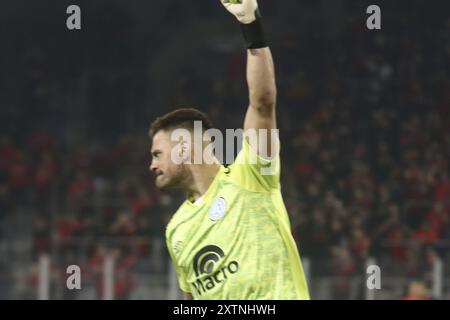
179, 138, 194, 164
170, 128, 192, 164
179, 139, 187, 158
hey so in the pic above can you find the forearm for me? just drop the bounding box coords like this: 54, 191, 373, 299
222, 0, 278, 155
247, 47, 277, 110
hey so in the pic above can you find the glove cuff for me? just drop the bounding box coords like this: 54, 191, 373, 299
240, 9, 268, 49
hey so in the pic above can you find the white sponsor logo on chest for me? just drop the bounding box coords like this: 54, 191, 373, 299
209, 197, 227, 221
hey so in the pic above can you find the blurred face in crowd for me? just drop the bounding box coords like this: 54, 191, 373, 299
408, 281, 429, 299
150, 129, 189, 190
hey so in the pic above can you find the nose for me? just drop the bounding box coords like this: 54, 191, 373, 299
149, 160, 158, 173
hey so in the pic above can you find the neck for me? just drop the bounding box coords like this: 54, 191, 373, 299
186, 163, 221, 201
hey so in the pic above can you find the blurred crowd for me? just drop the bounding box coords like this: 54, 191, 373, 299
0, 0, 449, 299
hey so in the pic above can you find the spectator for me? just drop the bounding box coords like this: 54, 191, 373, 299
401, 281, 431, 300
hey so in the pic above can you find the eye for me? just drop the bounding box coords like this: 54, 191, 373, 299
152, 151, 161, 159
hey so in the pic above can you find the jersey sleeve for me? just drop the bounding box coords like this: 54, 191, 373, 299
228, 135, 281, 191
165, 234, 190, 293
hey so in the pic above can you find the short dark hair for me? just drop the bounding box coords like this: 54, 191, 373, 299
148, 108, 214, 138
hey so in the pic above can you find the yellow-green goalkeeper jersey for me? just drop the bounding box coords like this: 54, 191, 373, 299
165, 137, 310, 300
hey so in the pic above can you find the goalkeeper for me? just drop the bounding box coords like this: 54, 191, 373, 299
149, 0, 310, 300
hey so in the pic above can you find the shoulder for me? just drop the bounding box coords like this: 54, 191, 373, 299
226, 136, 281, 191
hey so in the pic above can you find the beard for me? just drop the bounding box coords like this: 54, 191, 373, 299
155, 167, 188, 191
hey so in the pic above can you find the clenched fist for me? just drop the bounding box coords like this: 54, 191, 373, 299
220, 0, 259, 24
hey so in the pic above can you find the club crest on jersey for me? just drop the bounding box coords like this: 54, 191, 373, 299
210, 197, 227, 221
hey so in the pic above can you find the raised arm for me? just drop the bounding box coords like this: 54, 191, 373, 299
244, 47, 277, 157
220, 0, 278, 158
